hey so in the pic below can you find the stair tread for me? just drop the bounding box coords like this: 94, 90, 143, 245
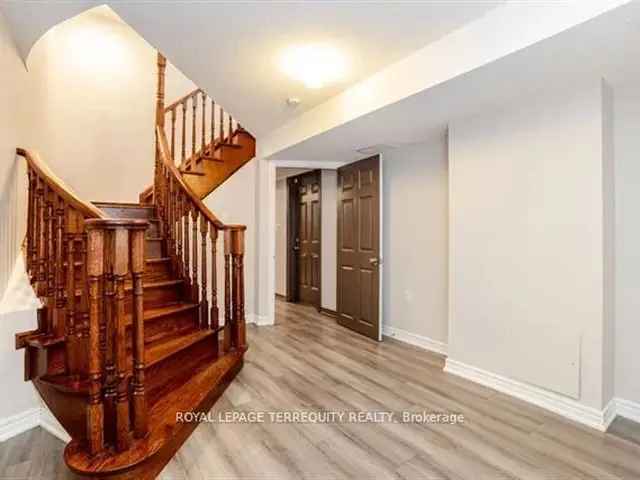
146, 257, 170, 264
125, 302, 198, 327
64, 351, 242, 474
124, 278, 183, 292
40, 326, 213, 393
145, 328, 215, 368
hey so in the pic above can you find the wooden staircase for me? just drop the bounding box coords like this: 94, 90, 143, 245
13, 53, 253, 479
140, 55, 256, 203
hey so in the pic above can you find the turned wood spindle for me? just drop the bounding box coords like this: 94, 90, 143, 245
156, 53, 166, 128
191, 208, 199, 308
130, 226, 148, 438
86, 226, 105, 455
103, 230, 117, 435
228, 114, 233, 144
201, 91, 206, 152
181, 100, 187, 165
54, 197, 66, 337
219, 107, 224, 144
210, 99, 215, 147
184, 200, 191, 293
170, 108, 177, 163
191, 93, 197, 159
113, 228, 130, 452
230, 228, 247, 351
200, 216, 208, 328
177, 193, 183, 278
36, 177, 45, 291
223, 229, 232, 353
210, 226, 219, 356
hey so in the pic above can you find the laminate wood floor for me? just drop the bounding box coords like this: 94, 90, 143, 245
2, 299, 640, 479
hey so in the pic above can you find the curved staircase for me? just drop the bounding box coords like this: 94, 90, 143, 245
13, 53, 255, 479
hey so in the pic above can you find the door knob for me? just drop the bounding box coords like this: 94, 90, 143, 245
369, 257, 380, 266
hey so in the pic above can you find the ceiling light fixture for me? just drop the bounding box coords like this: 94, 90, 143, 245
279, 44, 347, 89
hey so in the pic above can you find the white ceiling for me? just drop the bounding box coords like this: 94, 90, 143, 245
0, 1, 502, 137
273, 1, 640, 163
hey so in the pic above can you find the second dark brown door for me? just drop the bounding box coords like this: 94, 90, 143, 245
295, 171, 321, 307
337, 155, 381, 340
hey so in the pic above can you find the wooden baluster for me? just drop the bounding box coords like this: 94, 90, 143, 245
201, 91, 206, 152
191, 208, 199, 310
191, 93, 197, 160
167, 176, 174, 267
223, 229, 232, 353
219, 106, 224, 144
210, 226, 219, 356
86, 225, 104, 455
80, 232, 90, 343
200, 217, 209, 329
228, 114, 233, 144
43, 184, 52, 299
102, 230, 116, 440
113, 227, 130, 452
181, 100, 187, 166
26, 169, 34, 276
230, 228, 246, 351
184, 200, 191, 295
210, 99, 215, 147
65, 210, 82, 375
170, 107, 177, 164
130, 226, 148, 438
177, 193, 183, 278
36, 177, 45, 294
54, 196, 66, 337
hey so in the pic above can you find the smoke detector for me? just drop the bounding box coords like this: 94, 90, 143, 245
286, 97, 301, 107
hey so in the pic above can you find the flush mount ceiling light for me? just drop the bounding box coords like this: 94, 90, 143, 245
279, 44, 347, 89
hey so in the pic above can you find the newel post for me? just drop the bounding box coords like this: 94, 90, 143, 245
156, 52, 166, 128
230, 227, 247, 352
85, 224, 105, 455
130, 225, 148, 438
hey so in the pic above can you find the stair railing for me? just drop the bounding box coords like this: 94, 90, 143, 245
16, 148, 150, 455
155, 125, 247, 355
157, 54, 240, 172
153, 52, 247, 356
16, 147, 105, 366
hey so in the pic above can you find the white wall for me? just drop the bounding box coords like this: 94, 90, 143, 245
275, 178, 287, 296
205, 158, 258, 319
25, 6, 195, 203
0, 9, 41, 435
614, 84, 640, 406
448, 81, 613, 410
382, 141, 449, 346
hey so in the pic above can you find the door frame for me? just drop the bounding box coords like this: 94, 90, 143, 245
262, 159, 382, 328
285, 170, 322, 309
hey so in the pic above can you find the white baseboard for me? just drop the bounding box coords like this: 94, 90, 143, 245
444, 358, 612, 431
0, 407, 41, 442
382, 325, 448, 356
247, 313, 273, 326
614, 397, 640, 424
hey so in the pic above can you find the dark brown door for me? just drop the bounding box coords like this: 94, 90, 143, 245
294, 171, 321, 307
337, 155, 380, 340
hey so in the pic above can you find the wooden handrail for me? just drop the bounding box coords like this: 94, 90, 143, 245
156, 126, 225, 229
17, 148, 106, 219
164, 88, 203, 113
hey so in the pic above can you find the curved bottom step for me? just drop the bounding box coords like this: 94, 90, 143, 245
64, 351, 244, 479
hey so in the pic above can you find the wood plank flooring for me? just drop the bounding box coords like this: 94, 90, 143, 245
2, 298, 640, 479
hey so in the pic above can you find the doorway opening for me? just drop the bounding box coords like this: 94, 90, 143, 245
273, 157, 382, 340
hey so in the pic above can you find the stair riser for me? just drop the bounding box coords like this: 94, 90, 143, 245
126, 308, 198, 345
134, 260, 172, 283
145, 333, 218, 405
125, 284, 184, 313
145, 239, 164, 259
